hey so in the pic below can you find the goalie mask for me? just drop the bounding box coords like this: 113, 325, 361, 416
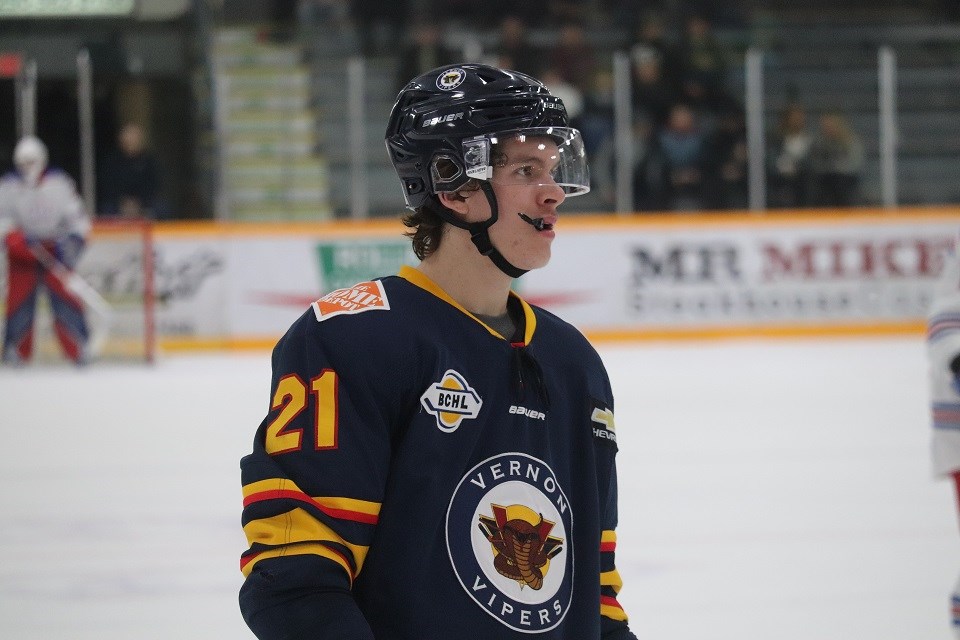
384, 64, 591, 277
14, 135, 48, 187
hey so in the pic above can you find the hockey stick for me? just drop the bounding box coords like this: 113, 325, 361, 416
29, 242, 112, 359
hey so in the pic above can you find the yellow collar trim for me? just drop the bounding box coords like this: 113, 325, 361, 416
397, 265, 536, 343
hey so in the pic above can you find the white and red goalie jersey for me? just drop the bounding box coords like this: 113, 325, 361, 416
927, 230, 960, 640
0, 167, 90, 242
929, 230, 960, 479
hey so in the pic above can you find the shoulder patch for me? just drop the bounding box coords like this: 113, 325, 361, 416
312, 280, 390, 321
590, 399, 617, 445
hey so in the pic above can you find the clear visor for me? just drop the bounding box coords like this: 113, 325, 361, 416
458, 127, 590, 197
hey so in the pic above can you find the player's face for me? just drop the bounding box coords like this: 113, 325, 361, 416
484, 135, 566, 270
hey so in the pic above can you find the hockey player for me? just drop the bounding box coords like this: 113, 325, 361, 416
928, 230, 960, 639
239, 64, 639, 639
1, 135, 91, 365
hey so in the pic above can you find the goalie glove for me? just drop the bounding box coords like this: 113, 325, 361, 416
53, 233, 86, 270
4, 229, 36, 262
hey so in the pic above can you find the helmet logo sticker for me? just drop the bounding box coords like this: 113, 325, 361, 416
437, 68, 467, 91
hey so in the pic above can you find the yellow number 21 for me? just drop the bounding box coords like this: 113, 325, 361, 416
264, 370, 339, 454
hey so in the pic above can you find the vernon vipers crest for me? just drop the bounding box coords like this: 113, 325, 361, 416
446, 453, 574, 633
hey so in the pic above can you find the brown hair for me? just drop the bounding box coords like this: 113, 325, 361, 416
402, 201, 445, 260
402, 183, 480, 260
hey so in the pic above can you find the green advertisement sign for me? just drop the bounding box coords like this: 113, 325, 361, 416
315, 240, 416, 292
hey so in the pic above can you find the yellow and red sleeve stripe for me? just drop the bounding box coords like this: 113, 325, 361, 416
242, 478, 381, 525
600, 530, 628, 622
240, 479, 381, 582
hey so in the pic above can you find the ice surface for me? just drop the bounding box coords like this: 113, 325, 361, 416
0, 337, 955, 639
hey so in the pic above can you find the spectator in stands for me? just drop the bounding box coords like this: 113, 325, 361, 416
395, 21, 458, 93
710, 105, 748, 209
491, 14, 544, 77
546, 22, 597, 94
98, 122, 160, 219
647, 102, 713, 211
591, 111, 657, 212
768, 102, 813, 208
539, 66, 585, 125
631, 47, 678, 130
629, 10, 681, 96
675, 13, 730, 115
576, 68, 616, 156
809, 111, 864, 207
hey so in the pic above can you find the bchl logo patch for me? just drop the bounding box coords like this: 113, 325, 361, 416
420, 370, 483, 433
437, 67, 466, 91
446, 453, 573, 633
312, 280, 389, 322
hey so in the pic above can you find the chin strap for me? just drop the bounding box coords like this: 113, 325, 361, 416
434, 182, 528, 279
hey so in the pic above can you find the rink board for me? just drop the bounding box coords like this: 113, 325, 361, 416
144, 208, 959, 350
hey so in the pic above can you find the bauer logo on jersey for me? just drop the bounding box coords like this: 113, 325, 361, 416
437, 67, 466, 91
446, 453, 573, 633
420, 370, 483, 433
312, 280, 390, 321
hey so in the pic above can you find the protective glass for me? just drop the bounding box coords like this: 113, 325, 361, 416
461, 127, 590, 197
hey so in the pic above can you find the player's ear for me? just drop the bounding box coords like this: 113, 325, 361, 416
438, 190, 471, 217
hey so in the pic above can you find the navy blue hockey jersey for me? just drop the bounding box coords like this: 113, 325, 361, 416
240, 266, 636, 639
